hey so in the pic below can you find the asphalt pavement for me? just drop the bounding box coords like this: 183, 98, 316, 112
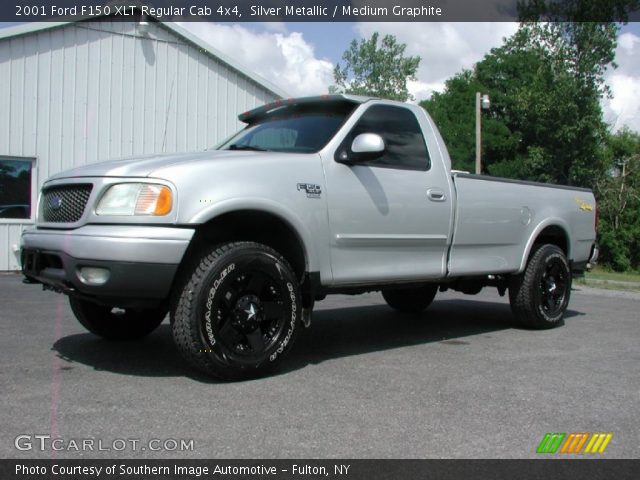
1, 273, 638, 459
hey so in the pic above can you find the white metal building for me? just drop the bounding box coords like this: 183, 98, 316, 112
0, 17, 286, 270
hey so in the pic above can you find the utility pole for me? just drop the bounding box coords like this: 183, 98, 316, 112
475, 92, 481, 174
475, 92, 490, 175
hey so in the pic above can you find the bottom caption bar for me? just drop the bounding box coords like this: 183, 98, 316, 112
2, 459, 639, 480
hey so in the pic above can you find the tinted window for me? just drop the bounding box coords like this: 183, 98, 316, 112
0, 158, 32, 220
219, 102, 356, 153
340, 105, 430, 171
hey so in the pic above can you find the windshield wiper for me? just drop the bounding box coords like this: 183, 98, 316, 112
228, 144, 269, 152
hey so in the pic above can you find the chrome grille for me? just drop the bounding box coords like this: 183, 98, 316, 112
42, 184, 93, 223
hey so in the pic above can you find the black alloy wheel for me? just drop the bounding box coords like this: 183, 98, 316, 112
205, 266, 291, 362
538, 256, 570, 318
171, 242, 301, 380
509, 244, 572, 329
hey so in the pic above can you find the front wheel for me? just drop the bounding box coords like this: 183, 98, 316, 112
171, 242, 301, 380
69, 298, 166, 340
382, 284, 438, 313
509, 244, 572, 329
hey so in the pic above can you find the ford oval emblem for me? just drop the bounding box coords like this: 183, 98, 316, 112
48, 195, 63, 210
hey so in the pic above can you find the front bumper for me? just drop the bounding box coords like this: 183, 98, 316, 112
21, 225, 194, 304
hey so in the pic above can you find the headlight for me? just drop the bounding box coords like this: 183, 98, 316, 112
96, 183, 173, 216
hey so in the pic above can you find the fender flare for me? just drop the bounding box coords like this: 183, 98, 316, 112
518, 218, 572, 273
187, 197, 319, 273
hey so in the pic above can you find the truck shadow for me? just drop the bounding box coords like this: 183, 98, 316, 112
51, 299, 583, 382
52, 324, 188, 377
283, 299, 582, 374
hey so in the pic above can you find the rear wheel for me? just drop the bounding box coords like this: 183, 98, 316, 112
509, 244, 571, 329
382, 284, 438, 313
171, 242, 301, 380
69, 298, 166, 340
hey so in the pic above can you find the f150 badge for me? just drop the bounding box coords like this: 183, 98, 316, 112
297, 183, 322, 199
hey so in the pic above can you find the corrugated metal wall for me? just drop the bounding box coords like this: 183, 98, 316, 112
0, 20, 279, 270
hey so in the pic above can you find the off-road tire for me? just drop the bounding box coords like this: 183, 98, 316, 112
509, 244, 572, 329
171, 242, 301, 380
382, 284, 438, 313
69, 298, 166, 340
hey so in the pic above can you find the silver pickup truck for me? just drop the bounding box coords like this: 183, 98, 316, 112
21, 95, 598, 379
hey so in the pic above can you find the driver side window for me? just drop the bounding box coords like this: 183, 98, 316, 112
341, 105, 430, 171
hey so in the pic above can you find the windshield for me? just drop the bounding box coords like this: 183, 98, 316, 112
218, 102, 357, 153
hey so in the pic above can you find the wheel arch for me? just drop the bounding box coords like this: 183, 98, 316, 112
518, 220, 571, 273
184, 199, 317, 280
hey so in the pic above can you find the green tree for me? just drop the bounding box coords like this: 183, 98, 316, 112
423, 71, 517, 173
595, 129, 640, 270
488, 29, 610, 185
516, 0, 639, 88
511, 1, 639, 183
332, 32, 420, 102
422, 17, 624, 185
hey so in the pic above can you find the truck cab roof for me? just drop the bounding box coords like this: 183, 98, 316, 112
238, 94, 377, 124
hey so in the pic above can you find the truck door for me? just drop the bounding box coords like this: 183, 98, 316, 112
322, 104, 453, 285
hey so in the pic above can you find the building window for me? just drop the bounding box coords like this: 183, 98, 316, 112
0, 157, 34, 220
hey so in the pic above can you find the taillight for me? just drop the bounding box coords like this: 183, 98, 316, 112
594, 204, 599, 232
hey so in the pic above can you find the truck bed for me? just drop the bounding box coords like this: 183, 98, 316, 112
448, 173, 596, 276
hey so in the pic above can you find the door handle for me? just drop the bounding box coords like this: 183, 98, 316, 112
427, 188, 447, 202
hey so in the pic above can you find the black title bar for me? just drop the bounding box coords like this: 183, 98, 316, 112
4, 0, 640, 23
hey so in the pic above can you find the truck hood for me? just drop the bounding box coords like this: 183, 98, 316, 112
48, 150, 266, 180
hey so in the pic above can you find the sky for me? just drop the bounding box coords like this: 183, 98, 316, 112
177, 21, 640, 133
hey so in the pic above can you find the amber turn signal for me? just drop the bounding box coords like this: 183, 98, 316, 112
134, 185, 173, 216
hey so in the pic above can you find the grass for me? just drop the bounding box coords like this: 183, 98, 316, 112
575, 267, 640, 293
584, 267, 640, 284
576, 279, 640, 293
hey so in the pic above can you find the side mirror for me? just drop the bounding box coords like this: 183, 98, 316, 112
336, 133, 385, 164
352, 133, 385, 155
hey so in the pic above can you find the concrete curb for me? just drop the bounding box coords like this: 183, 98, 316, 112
580, 277, 640, 289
